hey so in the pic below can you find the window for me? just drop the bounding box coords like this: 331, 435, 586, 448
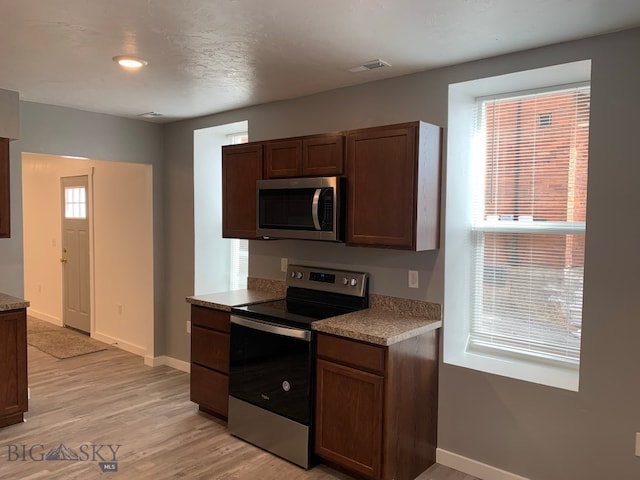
444, 60, 591, 391
537, 112, 553, 126
64, 187, 87, 219
471, 86, 590, 364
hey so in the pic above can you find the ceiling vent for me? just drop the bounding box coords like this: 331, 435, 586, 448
349, 59, 391, 73
137, 112, 164, 119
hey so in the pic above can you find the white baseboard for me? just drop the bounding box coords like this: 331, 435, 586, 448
92, 331, 147, 357
437, 448, 530, 480
27, 308, 62, 326
146, 355, 190, 373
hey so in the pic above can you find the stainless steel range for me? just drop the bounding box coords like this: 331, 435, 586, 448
228, 264, 369, 468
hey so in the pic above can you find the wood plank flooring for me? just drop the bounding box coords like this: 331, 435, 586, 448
0, 345, 478, 480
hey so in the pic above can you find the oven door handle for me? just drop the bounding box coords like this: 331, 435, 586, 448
230, 315, 312, 342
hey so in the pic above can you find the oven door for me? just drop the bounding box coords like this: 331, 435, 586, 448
229, 315, 314, 426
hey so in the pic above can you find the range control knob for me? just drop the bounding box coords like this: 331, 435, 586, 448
350, 278, 358, 287
296, 271, 303, 280
290, 271, 296, 278
343, 277, 349, 286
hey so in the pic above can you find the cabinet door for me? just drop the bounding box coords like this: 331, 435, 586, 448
222, 143, 263, 238
302, 135, 344, 177
0, 138, 9, 238
264, 140, 302, 178
190, 363, 229, 419
0, 310, 27, 423
346, 125, 417, 249
315, 358, 383, 480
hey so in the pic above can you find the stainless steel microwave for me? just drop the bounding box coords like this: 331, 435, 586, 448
256, 176, 345, 241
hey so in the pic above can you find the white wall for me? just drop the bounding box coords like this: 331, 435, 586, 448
22, 154, 154, 358
193, 121, 247, 294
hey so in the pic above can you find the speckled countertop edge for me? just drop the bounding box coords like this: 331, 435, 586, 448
0, 293, 30, 312
185, 277, 286, 310
185, 280, 442, 346
312, 294, 442, 346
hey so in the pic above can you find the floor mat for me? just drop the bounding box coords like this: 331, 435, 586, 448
27, 316, 108, 359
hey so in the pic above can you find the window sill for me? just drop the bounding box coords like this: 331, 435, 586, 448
444, 345, 580, 391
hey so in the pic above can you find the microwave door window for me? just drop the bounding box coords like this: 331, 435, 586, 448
260, 188, 317, 230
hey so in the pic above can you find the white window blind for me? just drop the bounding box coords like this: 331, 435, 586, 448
230, 238, 248, 290
470, 85, 590, 365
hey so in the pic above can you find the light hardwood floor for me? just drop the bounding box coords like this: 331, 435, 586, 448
0, 345, 478, 480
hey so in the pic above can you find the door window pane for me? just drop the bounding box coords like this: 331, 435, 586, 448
65, 187, 87, 219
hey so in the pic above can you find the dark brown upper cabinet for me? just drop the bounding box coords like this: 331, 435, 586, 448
0, 138, 9, 238
264, 139, 302, 178
346, 121, 442, 251
222, 142, 263, 239
264, 134, 344, 179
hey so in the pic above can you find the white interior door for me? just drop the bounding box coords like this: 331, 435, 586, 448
61, 175, 91, 333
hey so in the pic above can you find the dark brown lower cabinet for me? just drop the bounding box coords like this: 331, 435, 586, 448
315, 331, 439, 480
190, 305, 230, 420
0, 308, 28, 428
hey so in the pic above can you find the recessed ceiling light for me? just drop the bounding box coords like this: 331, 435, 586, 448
113, 55, 148, 69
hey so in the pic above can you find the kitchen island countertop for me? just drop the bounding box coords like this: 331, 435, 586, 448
0, 293, 29, 312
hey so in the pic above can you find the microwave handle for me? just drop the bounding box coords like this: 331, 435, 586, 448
312, 188, 321, 230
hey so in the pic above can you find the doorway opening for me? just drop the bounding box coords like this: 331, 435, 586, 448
22, 153, 154, 360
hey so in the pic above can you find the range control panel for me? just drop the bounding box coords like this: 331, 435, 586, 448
286, 265, 368, 298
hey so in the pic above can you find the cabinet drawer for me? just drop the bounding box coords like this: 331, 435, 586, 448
191, 305, 230, 332
317, 334, 385, 374
191, 326, 229, 373
190, 364, 229, 419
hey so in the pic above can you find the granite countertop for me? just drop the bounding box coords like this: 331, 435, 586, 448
186, 278, 442, 346
312, 294, 442, 346
0, 293, 30, 312
185, 277, 286, 311
187, 289, 284, 311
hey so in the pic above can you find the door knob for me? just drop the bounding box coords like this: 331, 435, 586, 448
60, 257, 67, 263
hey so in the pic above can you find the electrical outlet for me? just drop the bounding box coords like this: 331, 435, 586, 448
635, 432, 640, 456
117, 305, 123, 315
281, 257, 288, 272
408, 270, 419, 289
186, 320, 191, 334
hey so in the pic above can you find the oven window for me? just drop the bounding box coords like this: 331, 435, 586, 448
229, 323, 314, 425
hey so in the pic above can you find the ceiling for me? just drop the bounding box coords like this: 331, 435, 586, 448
1, 0, 639, 124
